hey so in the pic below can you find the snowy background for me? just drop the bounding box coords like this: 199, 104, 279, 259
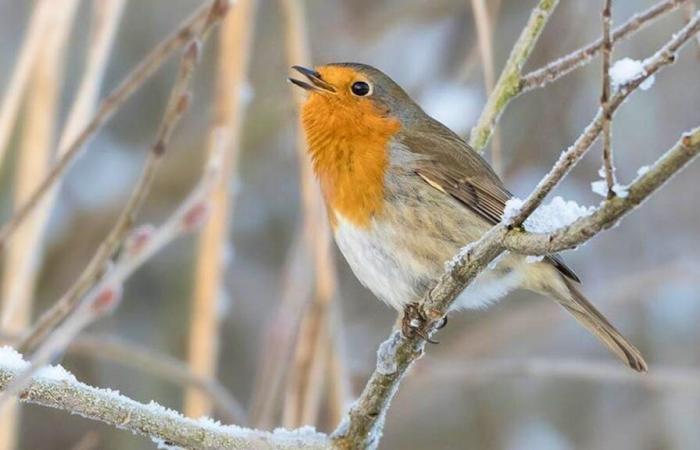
1, 0, 699, 449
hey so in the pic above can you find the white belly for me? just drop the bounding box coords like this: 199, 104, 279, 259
333, 213, 523, 311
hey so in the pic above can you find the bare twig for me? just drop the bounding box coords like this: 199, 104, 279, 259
19, 39, 202, 354
184, 0, 256, 419
0, 362, 329, 450
601, 0, 616, 198
331, 15, 700, 446
508, 13, 700, 226
521, 0, 688, 91
468, 0, 560, 151
0, 0, 230, 249
469, 0, 502, 173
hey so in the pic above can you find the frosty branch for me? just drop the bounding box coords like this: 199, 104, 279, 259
0, 350, 328, 450
332, 11, 700, 450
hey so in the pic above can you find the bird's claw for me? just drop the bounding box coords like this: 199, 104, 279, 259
401, 302, 440, 344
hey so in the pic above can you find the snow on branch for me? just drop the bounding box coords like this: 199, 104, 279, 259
0, 347, 329, 450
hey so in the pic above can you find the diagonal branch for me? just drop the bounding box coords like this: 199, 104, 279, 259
0, 354, 328, 450
0, 0, 230, 250
521, 0, 689, 91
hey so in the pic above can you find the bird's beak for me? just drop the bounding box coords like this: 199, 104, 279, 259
288, 66, 336, 93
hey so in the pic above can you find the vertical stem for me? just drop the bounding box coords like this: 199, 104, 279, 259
0, 1, 79, 448
183, 0, 256, 418
0, 0, 52, 171
469, 0, 502, 174
277, 0, 343, 429
601, 0, 616, 198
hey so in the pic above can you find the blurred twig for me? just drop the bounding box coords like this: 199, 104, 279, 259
469, 0, 502, 174
468, 0, 559, 152
184, 0, 256, 419
521, 0, 689, 91
0, 1, 79, 448
18, 38, 201, 354
0, 0, 230, 250
0, 41, 202, 406
277, 0, 341, 429
0, 0, 52, 170
0, 138, 232, 412
601, 0, 616, 198
423, 358, 700, 391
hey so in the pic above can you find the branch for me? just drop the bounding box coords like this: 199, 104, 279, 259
332, 15, 700, 447
508, 12, 700, 226
601, 0, 616, 198
504, 126, 700, 255
18, 37, 202, 355
520, 0, 689, 91
468, 0, 559, 151
0, 0, 230, 249
0, 350, 328, 450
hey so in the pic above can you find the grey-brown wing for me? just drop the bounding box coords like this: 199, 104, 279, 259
402, 126, 580, 283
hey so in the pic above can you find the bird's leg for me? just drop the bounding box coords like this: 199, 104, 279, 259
401, 302, 439, 344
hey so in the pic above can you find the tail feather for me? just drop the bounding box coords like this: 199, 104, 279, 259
559, 277, 648, 373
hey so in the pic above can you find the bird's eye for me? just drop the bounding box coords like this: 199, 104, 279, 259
350, 81, 371, 96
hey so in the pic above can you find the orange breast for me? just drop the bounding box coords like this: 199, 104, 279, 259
301, 91, 400, 229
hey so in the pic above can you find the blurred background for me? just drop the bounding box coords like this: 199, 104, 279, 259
0, 0, 699, 449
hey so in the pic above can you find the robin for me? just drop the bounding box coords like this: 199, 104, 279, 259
289, 63, 647, 372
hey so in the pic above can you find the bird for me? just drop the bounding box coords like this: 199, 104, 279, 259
289, 62, 647, 372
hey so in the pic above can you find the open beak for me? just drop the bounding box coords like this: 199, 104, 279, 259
288, 65, 336, 93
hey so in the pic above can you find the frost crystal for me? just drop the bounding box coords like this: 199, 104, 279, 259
609, 57, 655, 90
503, 196, 594, 233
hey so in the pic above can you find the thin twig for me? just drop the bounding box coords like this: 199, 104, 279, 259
2, 0, 123, 333
521, 0, 688, 91
0, 0, 230, 250
508, 13, 700, 226
601, 0, 616, 198
0, 124, 228, 409
0, 362, 329, 450
424, 358, 700, 391
505, 127, 700, 255
469, 0, 502, 173
18, 39, 202, 354
468, 0, 560, 151
184, 0, 256, 419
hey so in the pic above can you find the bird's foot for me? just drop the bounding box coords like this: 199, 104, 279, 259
401, 302, 440, 344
